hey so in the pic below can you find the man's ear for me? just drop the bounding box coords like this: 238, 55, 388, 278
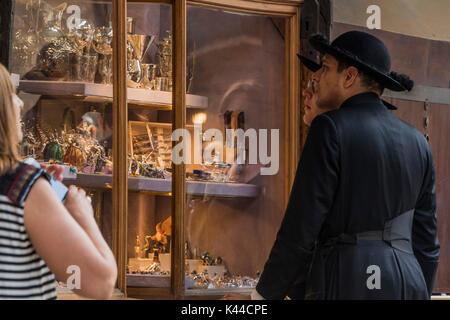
343, 66, 359, 88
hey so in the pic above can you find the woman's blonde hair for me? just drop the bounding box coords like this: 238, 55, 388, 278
0, 63, 21, 175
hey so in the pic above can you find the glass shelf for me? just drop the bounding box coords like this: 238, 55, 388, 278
63, 173, 260, 198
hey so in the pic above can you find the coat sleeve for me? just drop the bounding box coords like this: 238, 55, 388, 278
256, 114, 339, 300
412, 145, 440, 296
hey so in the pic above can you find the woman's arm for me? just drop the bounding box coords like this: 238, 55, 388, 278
23, 178, 117, 299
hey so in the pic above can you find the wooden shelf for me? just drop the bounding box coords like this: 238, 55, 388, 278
63, 173, 260, 198
127, 274, 170, 288
184, 287, 254, 296
18, 80, 208, 109
56, 287, 125, 300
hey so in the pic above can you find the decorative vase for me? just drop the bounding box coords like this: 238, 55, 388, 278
43, 141, 64, 162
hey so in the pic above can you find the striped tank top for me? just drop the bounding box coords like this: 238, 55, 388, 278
0, 162, 57, 299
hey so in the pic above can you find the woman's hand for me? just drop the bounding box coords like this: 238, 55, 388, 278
39, 163, 64, 181
64, 185, 94, 226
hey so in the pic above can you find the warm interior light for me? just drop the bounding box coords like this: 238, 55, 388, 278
192, 112, 207, 124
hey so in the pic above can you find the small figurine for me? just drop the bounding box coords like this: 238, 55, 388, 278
143, 216, 172, 256
134, 235, 141, 259
201, 252, 214, 266
63, 143, 86, 167
77, 118, 97, 138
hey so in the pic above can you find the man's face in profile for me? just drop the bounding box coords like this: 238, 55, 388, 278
303, 70, 340, 126
312, 54, 345, 110
302, 80, 320, 126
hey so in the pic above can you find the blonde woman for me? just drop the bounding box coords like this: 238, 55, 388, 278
0, 63, 117, 299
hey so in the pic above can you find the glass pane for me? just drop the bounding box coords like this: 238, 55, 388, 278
184, 6, 286, 295
125, 3, 173, 291
11, 0, 115, 293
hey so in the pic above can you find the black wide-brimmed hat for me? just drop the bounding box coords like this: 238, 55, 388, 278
296, 53, 398, 110
296, 54, 322, 73
307, 31, 406, 92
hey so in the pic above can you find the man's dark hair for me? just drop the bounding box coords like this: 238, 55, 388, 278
336, 60, 385, 95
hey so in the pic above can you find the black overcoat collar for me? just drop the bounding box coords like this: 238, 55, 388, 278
339, 92, 383, 109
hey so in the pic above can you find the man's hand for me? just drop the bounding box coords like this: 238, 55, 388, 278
221, 293, 251, 300
39, 163, 64, 181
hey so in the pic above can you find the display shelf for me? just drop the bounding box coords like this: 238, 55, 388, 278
126, 274, 255, 295
63, 173, 260, 198
18, 80, 208, 109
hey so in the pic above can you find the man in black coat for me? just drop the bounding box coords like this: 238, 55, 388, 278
225, 30, 440, 300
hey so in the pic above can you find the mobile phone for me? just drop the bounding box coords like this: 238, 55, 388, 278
24, 158, 68, 203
